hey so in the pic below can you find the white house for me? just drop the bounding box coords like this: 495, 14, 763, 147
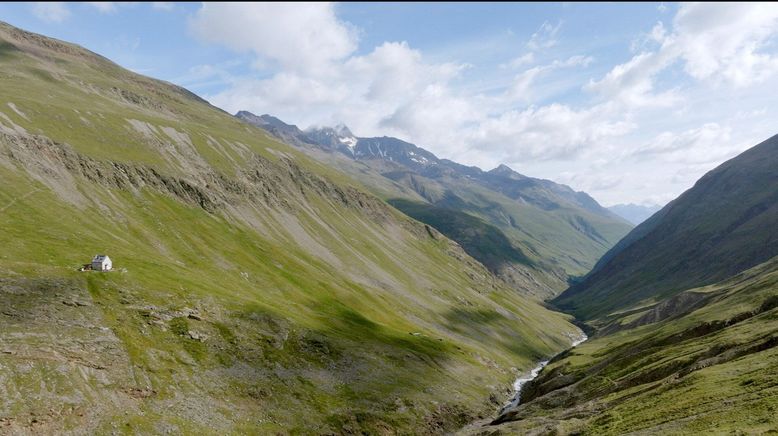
91, 254, 112, 271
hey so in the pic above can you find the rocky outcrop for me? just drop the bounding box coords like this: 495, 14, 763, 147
0, 130, 394, 222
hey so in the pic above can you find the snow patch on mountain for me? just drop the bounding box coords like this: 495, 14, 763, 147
408, 150, 429, 164
338, 135, 358, 151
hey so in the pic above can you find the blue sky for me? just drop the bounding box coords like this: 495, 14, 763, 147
1, 2, 776, 206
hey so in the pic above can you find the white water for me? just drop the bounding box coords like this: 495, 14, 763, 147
500, 332, 589, 412
570, 333, 588, 348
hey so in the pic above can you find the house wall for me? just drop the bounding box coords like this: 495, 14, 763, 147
91, 260, 112, 271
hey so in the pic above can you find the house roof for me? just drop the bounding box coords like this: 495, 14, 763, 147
92, 254, 111, 262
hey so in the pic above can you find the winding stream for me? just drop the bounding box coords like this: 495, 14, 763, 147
499, 332, 589, 414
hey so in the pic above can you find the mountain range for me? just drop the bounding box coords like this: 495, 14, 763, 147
236, 111, 632, 299
0, 22, 580, 434
2, 20, 777, 435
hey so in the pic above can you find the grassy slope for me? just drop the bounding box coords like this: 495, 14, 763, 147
387, 199, 534, 272
0, 22, 580, 434
485, 256, 778, 435
555, 134, 778, 320
430, 177, 631, 279
293, 150, 631, 299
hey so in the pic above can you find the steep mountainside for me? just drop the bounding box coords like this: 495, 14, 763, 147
607, 203, 661, 225
486, 255, 778, 434
463, 136, 778, 434
0, 22, 580, 434
236, 112, 632, 298
555, 135, 778, 320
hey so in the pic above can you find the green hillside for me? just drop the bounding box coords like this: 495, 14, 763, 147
487, 255, 778, 434
0, 22, 580, 434
554, 135, 778, 320
476, 136, 778, 434
387, 199, 536, 281
247, 126, 632, 299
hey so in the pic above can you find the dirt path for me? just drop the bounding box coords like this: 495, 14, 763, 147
0, 187, 41, 213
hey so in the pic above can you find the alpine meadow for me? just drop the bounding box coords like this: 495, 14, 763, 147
0, 3, 776, 435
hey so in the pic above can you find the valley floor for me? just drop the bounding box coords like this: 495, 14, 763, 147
464, 256, 778, 435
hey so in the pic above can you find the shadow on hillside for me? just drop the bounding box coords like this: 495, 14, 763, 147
387, 198, 534, 270
209, 300, 468, 433
442, 307, 548, 362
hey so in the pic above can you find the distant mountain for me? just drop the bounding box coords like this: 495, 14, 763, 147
234, 111, 310, 146
555, 134, 778, 320
304, 124, 359, 155
608, 203, 661, 225
237, 111, 633, 298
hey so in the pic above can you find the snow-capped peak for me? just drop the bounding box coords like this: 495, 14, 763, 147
338, 135, 358, 151
333, 123, 354, 138
331, 124, 358, 152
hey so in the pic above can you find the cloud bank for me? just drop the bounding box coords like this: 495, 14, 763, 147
188, 2, 777, 206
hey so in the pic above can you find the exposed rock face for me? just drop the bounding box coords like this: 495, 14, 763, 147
0, 130, 394, 222
0, 278, 138, 435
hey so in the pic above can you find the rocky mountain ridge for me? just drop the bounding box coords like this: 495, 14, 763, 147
236, 111, 632, 298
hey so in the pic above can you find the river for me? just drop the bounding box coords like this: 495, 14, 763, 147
455, 331, 590, 435
499, 332, 588, 414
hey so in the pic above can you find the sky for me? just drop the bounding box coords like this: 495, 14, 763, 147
1, 2, 777, 206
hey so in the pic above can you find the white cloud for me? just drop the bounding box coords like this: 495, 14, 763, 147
503, 52, 535, 69
506, 66, 546, 102
635, 123, 740, 165
190, 3, 358, 75
650, 21, 667, 43
527, 21, 561, 51
734, 107, 767, 120
190, 3, 777, 205
588, 1, 778, 121
346, 42, 465, 103
212, 72, 349, 113
505, 55, 594, 102
466, 103, 634, 162
585, 50, 681, 107
559, 55, 594, 68
671, 3, 778, 86
32, 2, 70, 23
85, 2, 118, 14
204, 34, 468, 144
380, 90, 478, 156
557, 172, 624, 192
175, 59, 246, 90
151, 2, 173, 11
591, 3, 778, 109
